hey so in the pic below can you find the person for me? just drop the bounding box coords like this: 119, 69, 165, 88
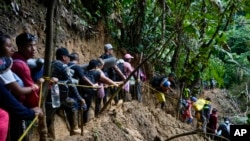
99, 43, 125, 104
95, 58, 106, 116
11, 32, 44, 108
215, 117, 231, 141
79, 59, 121, 123
47, 47, 83, 135
0, 82, 43, 141
156, 80, 172, 109
0, 34, 40, 101
203, 97, 212, 131
207, 108, 218, 140
192, 97, 212, 133
181, 97, 193, 124
0, 33, 42, 141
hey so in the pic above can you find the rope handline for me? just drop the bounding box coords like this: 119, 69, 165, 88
57, 82, 119, 88
143, 83, 178, 101
18, 82, 44, 141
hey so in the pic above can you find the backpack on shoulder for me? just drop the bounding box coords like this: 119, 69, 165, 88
150, 75, 166, 88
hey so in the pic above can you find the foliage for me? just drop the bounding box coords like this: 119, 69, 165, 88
202, 56, 225, 88
67, 0, 250, 95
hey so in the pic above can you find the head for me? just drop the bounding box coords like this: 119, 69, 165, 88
0, 34, 15, 57
124, 53, 134, 62
96, 58, 104, 69
16, 33, 37, 59
70, 52, 79, 63
206, 97, 211, 102
190, 96, 197, 103
87, 59, 99, 70
104, 43, 113, 55
224, 117, 230, 124
161, 80, 171, 91
212, 108, 217, 114
168, 73, 175, 82
56, 47, 71, 64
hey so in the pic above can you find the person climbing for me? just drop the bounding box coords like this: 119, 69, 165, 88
215, 117, 231, 141
180, 96, 193, 124
99, 43, 125, 104
192, 97, 212, 132
207, 108, 218, 140
156, 80, 172, 109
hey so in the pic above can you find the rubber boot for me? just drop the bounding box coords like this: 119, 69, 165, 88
70, 111, 81, 135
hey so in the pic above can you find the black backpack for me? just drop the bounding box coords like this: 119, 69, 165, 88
150, 75, 166, 88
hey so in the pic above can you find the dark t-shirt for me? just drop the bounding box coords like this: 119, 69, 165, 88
79, 69, 101, 95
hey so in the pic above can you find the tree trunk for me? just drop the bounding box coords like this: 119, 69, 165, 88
39, 0, 57, 140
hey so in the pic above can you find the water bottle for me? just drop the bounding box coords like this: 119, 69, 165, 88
129, 76, 135, 85
51, 84, 60, 108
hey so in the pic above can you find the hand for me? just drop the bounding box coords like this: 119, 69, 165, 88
32, 107, 43, 117
50, 77, 58, 83
37, 78, 45, 84
31, 84, 39, 91
116, 81, 123, 86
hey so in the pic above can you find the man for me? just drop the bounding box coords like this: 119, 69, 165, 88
207, 108, 218, 140
216, 117, 231, 141
12, 32, 43, 108
10, 32, 43, 140
99, 43, 125, 104
47, 47, 82, 135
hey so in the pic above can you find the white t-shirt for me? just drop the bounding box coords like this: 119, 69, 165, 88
0, 69, 16, 85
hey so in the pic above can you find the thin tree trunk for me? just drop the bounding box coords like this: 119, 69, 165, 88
39, 0, 57, 140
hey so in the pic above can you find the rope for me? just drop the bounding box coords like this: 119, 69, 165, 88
143, 83, 178, 102
18, 82, 44, 141
57, 82, 118, 88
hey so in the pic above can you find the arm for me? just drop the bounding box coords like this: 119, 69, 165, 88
99, 72, 119, 87
0, 83, 37, 120
6, 82, 39, 96
113, 65, 126, 80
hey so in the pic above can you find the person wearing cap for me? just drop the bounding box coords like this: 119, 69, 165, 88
216, 117, 231, 141
118, 53, 136, 101
0, 33, 44, 140
46, 47, 84, 135
156, 79, 172, 109
207, 108, 218, 140
99, 44, 126, 104
11, 32, 43, 108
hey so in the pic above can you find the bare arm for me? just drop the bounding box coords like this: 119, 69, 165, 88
6, 82, 39, 96
99, 73, 119, 87
113, 65, 126, 80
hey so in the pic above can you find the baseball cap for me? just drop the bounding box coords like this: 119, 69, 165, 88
190, 96, 197, 102
124, 53, 134, 59
56, 47, 72, 58
162, 80, 171, 87
104, 44, 113, 50
16, 33, 37, 47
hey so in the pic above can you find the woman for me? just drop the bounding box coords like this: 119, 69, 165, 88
0, 34, 40, 99
79, 59, 120, 123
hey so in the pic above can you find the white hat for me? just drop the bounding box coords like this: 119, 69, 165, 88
104, 44, 113, 50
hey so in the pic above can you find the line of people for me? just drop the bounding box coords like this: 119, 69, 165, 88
180, 95, 231, 141
0, 32, 146, 140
